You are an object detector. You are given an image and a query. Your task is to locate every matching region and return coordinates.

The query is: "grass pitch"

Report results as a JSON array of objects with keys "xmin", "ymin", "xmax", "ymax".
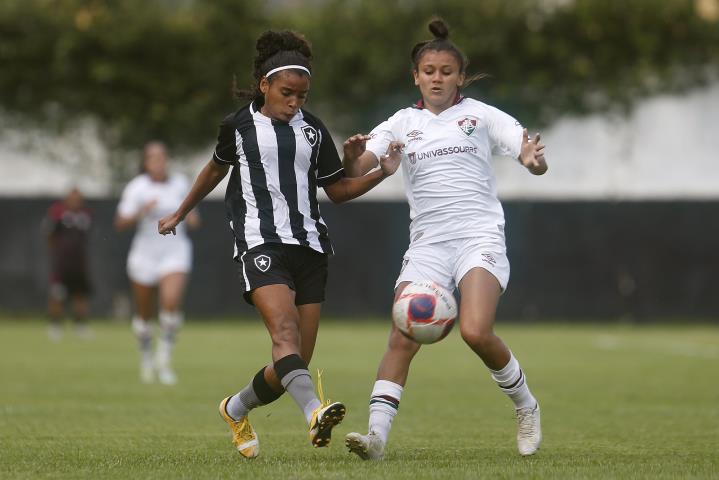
[{"xmin": 1, "ymin": 319, "xmax": 717, "ymax": 479}]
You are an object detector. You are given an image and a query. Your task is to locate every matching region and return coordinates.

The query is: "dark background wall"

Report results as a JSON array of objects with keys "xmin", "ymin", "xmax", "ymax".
[{"xmin": 2, "ymin": 198, "xmax": 717, "ymax": 321}]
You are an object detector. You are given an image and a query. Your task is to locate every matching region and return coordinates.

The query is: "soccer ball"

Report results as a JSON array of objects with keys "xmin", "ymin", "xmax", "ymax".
[{"xmin": 392, "ymin": 281, "xmax": 458, "ymax": 344}]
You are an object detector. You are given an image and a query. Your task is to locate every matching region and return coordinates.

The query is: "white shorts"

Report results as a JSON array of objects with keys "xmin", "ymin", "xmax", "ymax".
[
  {"xmin": 127, "ymin": 239, "xmax": 192, "ymax": 286},
  {"xmin": 396, "ymin": 236, "xmax": 510, "ymax": 293}
]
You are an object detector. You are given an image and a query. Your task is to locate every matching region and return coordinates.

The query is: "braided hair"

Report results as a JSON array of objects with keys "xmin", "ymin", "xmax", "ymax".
[{"xmin": 236, "ymin": 30, "xmax": 313, "ymax": 101}]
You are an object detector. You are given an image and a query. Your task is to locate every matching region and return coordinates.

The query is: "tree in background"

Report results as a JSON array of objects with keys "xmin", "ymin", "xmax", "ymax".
[{"xmin": 1, "ymin": 0, "xmax": 718, "ymax": 187}]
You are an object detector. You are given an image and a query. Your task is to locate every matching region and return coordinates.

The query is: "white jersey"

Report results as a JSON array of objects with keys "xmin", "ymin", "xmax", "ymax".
[
  {"xmin": 366, "ymin": 97, "xmax": 523, "ymax": 246},
  {"xmin": 117, "ymin": 173, "xmax": 192, "ymax": 255}
]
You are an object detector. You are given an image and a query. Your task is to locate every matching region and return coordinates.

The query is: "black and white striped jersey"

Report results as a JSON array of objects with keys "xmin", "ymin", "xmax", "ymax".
[{"xmin": 212, "ymin": 99, "xmax": 344, "ymax": 257}]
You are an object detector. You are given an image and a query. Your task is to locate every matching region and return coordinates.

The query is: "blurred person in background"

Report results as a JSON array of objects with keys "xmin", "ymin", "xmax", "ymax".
[
  {"xmin": 158, "ymin": 29, "xmax": 400, "ymax": 457},
  {"xmin": 115, "ymin": 141, "xmax": 200, "ymax": 385},
  {"xmin": 44, "ymin": 187, "xmax": 93, "ymax": 340},
  {"xmin": 343, "ymin": 18, "xmax": 548, "ymax": 460}
]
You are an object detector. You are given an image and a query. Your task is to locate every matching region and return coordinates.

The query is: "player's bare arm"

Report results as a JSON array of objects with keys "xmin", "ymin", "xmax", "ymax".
[
  {"xmin": 326, "ymin": 141, "xmax": 404, "ymax": 203},
  {"xmin": 158, "ymin": 160, "xmax": 229, "ymax": 235},
  {"xmin": 519, "ymin": 128, "xmax": 548, "ymax": 175},
  {"xmin": 342, "ymin": 134, "xmax": 379, "ymax": 177}
]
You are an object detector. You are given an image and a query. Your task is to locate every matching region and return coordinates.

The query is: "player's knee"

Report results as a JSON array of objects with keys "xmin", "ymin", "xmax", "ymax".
[
  {"xmin": 269, "ymin": 315, "xmax": 301, "ymax": 349},
  {"xmin": 459, "ymin": 323, "xmax": 494, "ymax": 351},
  {"xmin": 388, "ymin": 328, "xmax": 421, "ymax": 355}
]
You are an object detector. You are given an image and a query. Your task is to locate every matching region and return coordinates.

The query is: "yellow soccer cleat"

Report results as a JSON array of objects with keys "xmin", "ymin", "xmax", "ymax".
[
  {"xmin": 308, "ymin": 369, "xmax": 346, "ymax": 447},
  {"xmin": 219, "ymin": 397, "xmax": 259, "ymax": 458},
  {"xmin": 309, "ymin": 401, "xmax": 346, "ymax": 447}
]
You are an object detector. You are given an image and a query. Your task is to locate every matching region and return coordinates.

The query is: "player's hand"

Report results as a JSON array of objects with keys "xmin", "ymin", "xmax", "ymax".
[
  {"xmin": 379, "ymin": 141, "xmax": 405, "ymax": 177},
  {"xmin": 343, "ymin": 134, "xmax": 371, "ymax": 161},
  {"xmin": 158, "ymin": 212, "xmax": 182, "ymax": 236},
  {"xmin": 519, "ymin": 128, "xmax": 547, "ymax": 175},
  {"xmin": 140, "ymin": 199, "xmax": 158, "ymax": 217}
]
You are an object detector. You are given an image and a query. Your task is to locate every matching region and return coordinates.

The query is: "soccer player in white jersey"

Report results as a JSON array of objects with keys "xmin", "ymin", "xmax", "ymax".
[
  {"xmin": 158, "ymin": 30, "xmax": 401, "ymax": 458},
  {"xmin": 115, "ymin": 141, "xmax": 200, "ymax": 385},
  {"xmin": 343, "ymin": 18, "xmax": 548, "ymax": 460}
]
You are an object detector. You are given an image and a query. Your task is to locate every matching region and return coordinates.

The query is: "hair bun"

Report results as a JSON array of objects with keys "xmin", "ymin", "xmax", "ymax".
[
  {"xmin": 255, "ymin": 30, "xmax": 312, "ymax": 60},
  {"xmin": 428, "ymin": 18, "xmax": 449, "ymax": 40}
]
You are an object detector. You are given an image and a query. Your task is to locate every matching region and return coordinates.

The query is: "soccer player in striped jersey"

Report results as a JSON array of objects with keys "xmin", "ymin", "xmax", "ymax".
[
  {"xmin": 158, "ymin": 30, "xmax": 401, "ymax": 457},
  {"xmin": 343, "ymin": 18, "xmax": 547, "ymax": 459}
]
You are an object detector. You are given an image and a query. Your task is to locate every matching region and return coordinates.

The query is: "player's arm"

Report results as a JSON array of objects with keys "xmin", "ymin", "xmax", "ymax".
[
  {"xmin": 115, "ymin": 200, "xmax": 158, "ymax": 231},
  {"xmin": 325, "ymin": 141, "xmax": 404, "ymax": 203},
  {"xmin": 158, "ymin": 159, "xmax": 229, "ymax": 235},
  {"xmin": 342, "ymin": 134, "xmax": 380, "ymax": 177},
  {"xmin": 518, "ymin": 128, "xmax": 547, "ymax": 175}
]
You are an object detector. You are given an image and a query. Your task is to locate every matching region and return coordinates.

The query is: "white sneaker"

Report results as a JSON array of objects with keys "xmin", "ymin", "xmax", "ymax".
[
  {"xmin": 140, "ymin": 360, "xmax": 155, "ymax": 384},
  {"xmin": 48, "ymin": 324, "xmax": 63, "ymax": 342},
  {"xmin": 75, "ymin": 324, "xmax": 94, "ymax": 340},
  {"xmin": 157, "ymin": 367, "xmax": 178, "ymax": 386},
  {"xmin": 345, "ymin": 431, "xmax": 385, "ymax": 460},
  {"xmin": 516, "ymin": 403, "xmax": 542, "ymax": 456}
]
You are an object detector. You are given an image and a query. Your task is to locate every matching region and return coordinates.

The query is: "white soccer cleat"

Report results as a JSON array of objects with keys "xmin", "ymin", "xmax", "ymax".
[
  {"xmin": 157, "ymin": 367, "xmax": 178, "ymax": 386},
  {"xmin": 345, "ymin": 431, "xmax": 385, "ymax": 460},
  {"xmin": 48, "ymin": 324, "xmax": 63, "ymax": 342},
  {"xmin": 516, "ymin": 403, "xmax": 542, "ymax": 456},
  {"xmin": 75, "ymin": 324, "xmax": 94, "ymax": 340}
]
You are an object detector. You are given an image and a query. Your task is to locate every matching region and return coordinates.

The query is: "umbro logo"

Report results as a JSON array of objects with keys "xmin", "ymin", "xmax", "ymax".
[
  {"xmin": 301, "ymin": 125, "xmax": 318, "ymax": 147},
  {"xmin": 254, "ymin": 255, "xmax": 271, "ymax": 272},
  {"xmin": 481, "ymin": 253, "xmax": 497, "ymax": 266},
  {"xmin": 406, "ymin": 129, "xmax": 424, "ymax": 143}
]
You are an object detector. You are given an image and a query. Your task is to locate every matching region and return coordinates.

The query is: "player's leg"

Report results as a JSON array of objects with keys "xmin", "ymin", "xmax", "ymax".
[
  {"xmin": 223, "ymin": 302, "xmax": 320, "ymax": 439},
  {"xmin": 253, "ymin": 285, "xmax": 344, "ymax": 447},
  {"xmin": 346, "ymin": 281, "xmax": 420, "ymax": 460},
  {"xmin": 131, "ymin": 280, "xmax": 157, "ymax": 383},
  {"xmin": 70, "ymin": 293, "xmax": 92, "ymax": 339},
  {"xmin": 69, "ymin": 271, "xmax": 92, "ymax": 338},
  {"xmin": 458, "ymin": 265, "xmax": 541, "ymax": 456},
  {"xmin": 156, "ymin": 271, "xmax": 188, "ymax": 385},
  {"xmin": 47, "ymin": 275, "xmax": 66, "ymax": 341}
]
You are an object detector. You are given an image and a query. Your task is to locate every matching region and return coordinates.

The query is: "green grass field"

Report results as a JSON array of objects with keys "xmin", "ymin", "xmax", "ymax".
[{"xmin": 1, "ymin": 319, "xmax": 717, "ymax": 479}]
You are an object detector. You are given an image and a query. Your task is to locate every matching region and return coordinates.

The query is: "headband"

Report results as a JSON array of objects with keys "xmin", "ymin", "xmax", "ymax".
[{"xmin": 264, "ymin": 64, "xmax": 311, "ymax": 78}]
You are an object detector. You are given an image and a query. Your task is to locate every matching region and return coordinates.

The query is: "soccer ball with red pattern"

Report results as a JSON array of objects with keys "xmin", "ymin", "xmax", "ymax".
[{"xmin": 392, "ymin": 281, "xmax": 457, "ymax": 344}]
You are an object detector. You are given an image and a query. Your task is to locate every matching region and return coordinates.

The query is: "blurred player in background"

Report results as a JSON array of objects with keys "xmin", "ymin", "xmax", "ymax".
[
  {"xmin": 343, "ymin": 18, "xmax": 548, "ymax": 459},
  {"xmin": 44, "ymin": 187, "xmax": 93, "ymax": 340},
  {"xmin": 115, "ymin": 141, "xmax": 200, "ymax": 385},
  {"xmin": 158, "ymin": 30, "xmax": 400, "ymax": 457}
]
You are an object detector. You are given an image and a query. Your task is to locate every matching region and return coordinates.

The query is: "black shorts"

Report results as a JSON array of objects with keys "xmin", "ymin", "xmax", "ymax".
[
  {"xmin": 237, "ymin": 243, "xmax": 329, "ymax": 306},
  {"xmin": 50, "ymin": 269, "xmax": 92, "ymax": 299}
]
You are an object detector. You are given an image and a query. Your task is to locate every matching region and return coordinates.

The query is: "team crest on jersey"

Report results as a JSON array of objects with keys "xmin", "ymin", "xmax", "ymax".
[
  {"xmin": 457, "ymin": 117, "xmax": 478, "ymax": 136},
  {"xmin": 407, "ymin": 152, "xmax": 417, "ymax": 165},
  {"xmin": 301, "ymin": 125, "xmax": 318, "ymax": 147},
  {"xmin": 254, "ymin": 255, "xmax": 271, "ymax": 272}
]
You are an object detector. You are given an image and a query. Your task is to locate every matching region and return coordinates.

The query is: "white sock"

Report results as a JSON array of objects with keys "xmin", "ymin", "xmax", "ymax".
[
  {"xmin": 490, "ymin": 352, "xmax": 537, "ymax": 410},
  {"xmin": 131, "ymin": 316, "xmax": 153, "ymax": 365},
  {"xmin": 368, "ymin": 380, "xmax": 403, "ymax": 445},
  {"xmin": 157, "ymin": 311, "xmax": 183, "ymax": 369}
]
